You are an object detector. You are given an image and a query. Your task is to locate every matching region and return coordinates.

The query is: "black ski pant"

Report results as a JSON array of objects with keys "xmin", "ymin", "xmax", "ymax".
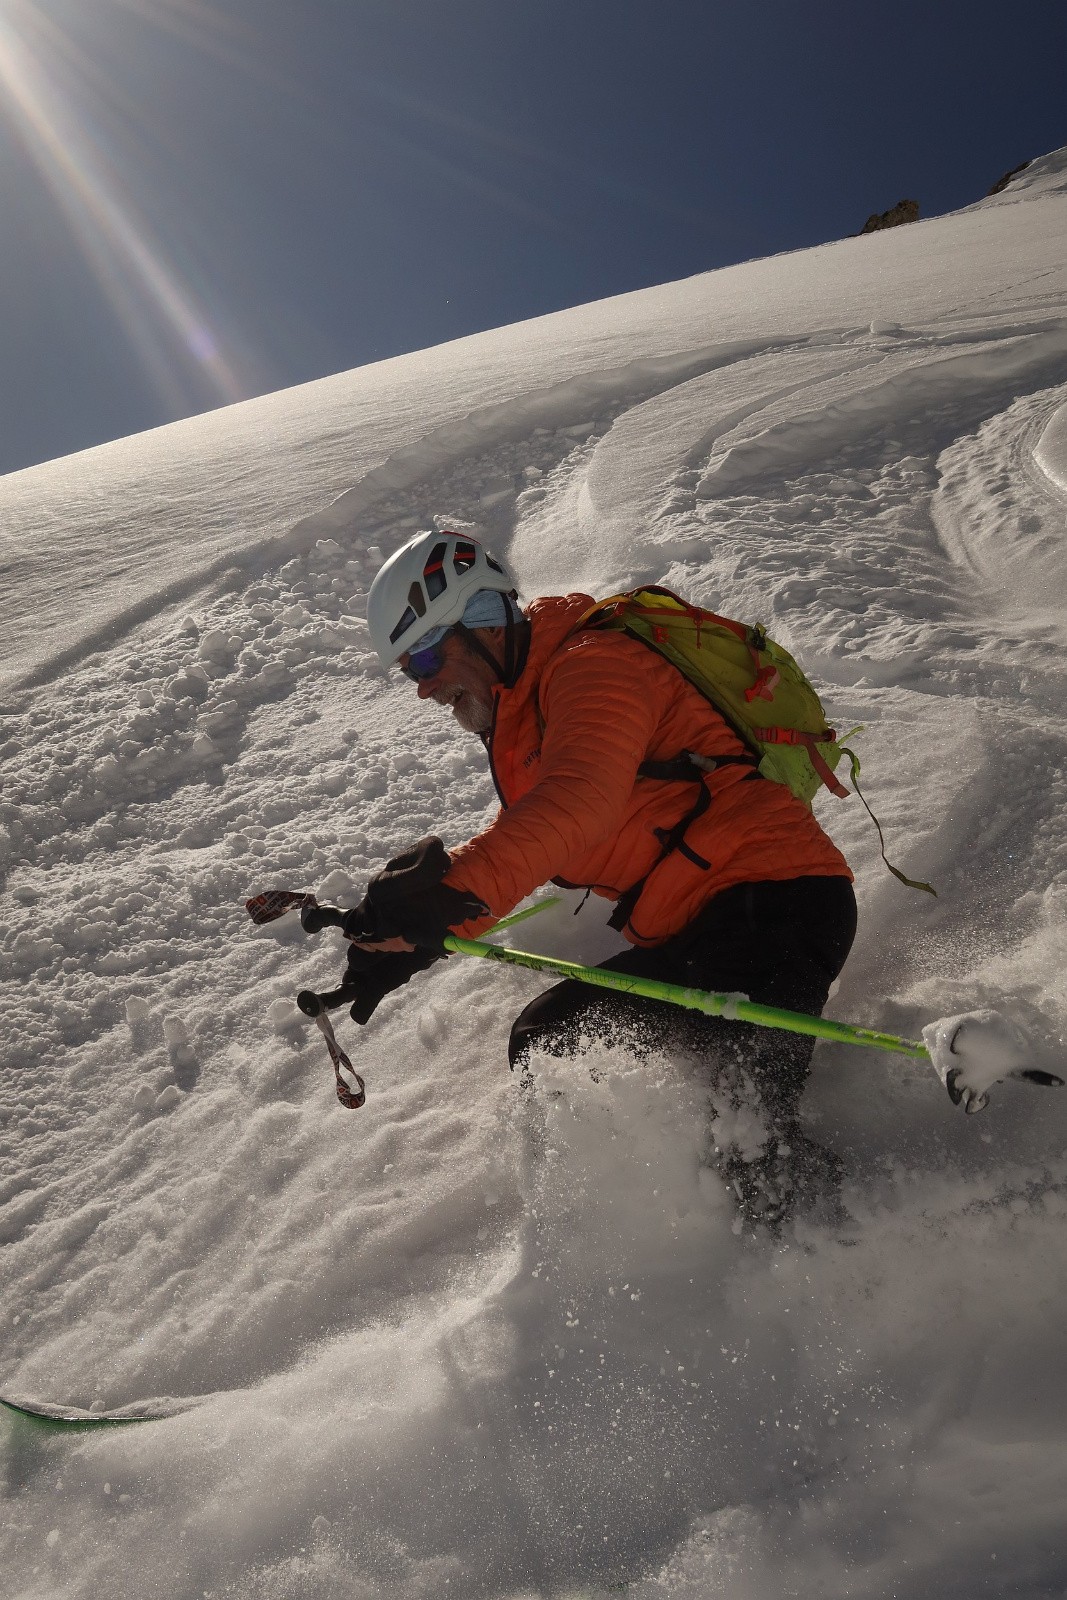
[{"xmin": 508, "ymin": 875, "xmax": 858, "ymax": 1127}]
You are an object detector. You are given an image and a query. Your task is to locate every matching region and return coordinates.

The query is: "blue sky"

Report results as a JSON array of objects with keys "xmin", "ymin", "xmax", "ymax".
[{"xmin": 0, "ymin": 0, "xmax": 1063, "ymax": 476}]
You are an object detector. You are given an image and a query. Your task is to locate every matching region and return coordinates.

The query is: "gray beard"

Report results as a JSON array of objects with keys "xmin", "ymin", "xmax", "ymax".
[{"xmin": 452, "ymin": 689, "xmax": 493, "ymax": 734}]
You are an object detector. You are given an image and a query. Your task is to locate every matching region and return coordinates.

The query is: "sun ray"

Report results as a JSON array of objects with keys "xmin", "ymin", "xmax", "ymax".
[{"xmin": 0, "ymin": 0, "xmax": 265, "ymax": 419}]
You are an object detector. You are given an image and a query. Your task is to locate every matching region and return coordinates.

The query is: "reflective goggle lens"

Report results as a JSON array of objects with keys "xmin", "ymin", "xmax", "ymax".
[{"xmin": 400, "ymin": 639, "xmax": 448, "ymax": 682}]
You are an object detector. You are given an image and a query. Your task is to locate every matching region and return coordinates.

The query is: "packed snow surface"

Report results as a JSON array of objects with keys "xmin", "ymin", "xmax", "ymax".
[{"xmin": 2, "ymin": 150, "xmax": 1066, "ymax": 1598}]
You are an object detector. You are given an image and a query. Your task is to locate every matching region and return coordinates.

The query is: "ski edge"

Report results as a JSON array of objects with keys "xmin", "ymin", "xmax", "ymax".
[{"xmin": 0, "ymin": 1395, "xmax": 181, "ymax": 1430}]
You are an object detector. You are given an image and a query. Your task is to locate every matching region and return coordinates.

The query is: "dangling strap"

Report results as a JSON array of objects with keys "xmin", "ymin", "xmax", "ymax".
[
  {"xmin": 839, "ymin": 745, "xmax": 937, "ymax": 897},
  {"xmin": 571, "ymin": 887, "xmax": 593, "ymax": 916},
  {"xmin": 313, "ymin": 1012, "xmax": 367, "ymax": 1109}
]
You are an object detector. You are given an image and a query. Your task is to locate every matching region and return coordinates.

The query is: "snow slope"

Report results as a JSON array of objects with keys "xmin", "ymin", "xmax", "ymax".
[{"xmin": 1, "ymin": 149, "xmax": 1066, "ymax": 1599}]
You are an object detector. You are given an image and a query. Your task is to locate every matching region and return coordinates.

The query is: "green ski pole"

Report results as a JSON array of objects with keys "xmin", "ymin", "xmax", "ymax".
[
  {"xmin": 482, "ymin": 897, "xmax": 562, "ymax": 936},
  {"xmin": 444, "ymin": 931, "xmax": 930, "ymax": 1061}
]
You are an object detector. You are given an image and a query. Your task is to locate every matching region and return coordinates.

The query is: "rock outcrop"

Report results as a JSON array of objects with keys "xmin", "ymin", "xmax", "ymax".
[
  {"xmin": 859, "ymin": 199, "xmax": 920, "ymax": 234},
  {"xmin": 987, "ymin": 160, "xmax": 1032, "ymax": 196}
]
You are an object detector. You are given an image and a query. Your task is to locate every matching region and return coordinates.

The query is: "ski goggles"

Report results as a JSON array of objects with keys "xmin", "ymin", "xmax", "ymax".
[{"xmin": 399, "ymin": 634, "xmax": 451, "ymax": 682}]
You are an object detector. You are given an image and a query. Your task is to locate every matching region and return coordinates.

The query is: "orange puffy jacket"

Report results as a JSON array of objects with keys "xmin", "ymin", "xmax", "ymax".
[{"xmin": 444, "ymin": 593, "xmax": 852, "ymax": 947}]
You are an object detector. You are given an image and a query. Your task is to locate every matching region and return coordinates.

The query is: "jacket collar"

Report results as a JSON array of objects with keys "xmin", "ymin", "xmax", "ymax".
[{"xmin": 502, "ymin": 593, "xmax": 596, "ymax": 696}]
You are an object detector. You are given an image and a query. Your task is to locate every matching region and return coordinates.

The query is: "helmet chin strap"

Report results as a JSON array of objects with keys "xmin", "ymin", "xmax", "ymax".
[
  {"xmin": 454, "ymin": 598, "xmax": 530, "ymax": 688},
  {"xmin": 504, "ymin": 606, "xmax": 532, "ymax": 686},
  {"xmin": 453, "ymin": 621, "xmax": 502, "ymax": 678}
]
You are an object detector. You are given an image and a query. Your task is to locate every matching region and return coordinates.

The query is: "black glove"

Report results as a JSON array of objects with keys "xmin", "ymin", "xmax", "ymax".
[
  {"xmin": 341, "ymin": 837, "xmax": 487, "ymax": 952},
  {"xmin": 343, "ymin": 942, "xmax": 440, "ymax": 1025},
  {"xmin": 299, "ymin": 903, "xmax": 345, "ymax": 935},
  {"xmin": 296, "ymin": 945, "xmax": 438, "ymax": 1026}
]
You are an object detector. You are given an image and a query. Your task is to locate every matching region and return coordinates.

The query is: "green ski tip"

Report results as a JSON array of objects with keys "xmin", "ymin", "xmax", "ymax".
[{"xmin": 0, "ymin": 1395, "xmax": 170, "ymax": 1431}]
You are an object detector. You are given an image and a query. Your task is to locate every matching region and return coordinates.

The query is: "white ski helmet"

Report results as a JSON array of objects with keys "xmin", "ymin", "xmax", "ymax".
[{"xmin": 367, "ymin": 531, "xmax": 518, "ymax": 668}]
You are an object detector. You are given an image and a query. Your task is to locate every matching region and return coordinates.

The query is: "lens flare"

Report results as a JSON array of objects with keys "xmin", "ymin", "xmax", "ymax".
[{"xmin": 0, "ymin": 0, "xmax": 264, "ymax": 416}]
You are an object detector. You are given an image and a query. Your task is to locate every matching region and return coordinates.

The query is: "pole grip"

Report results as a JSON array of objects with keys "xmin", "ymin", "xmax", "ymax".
[
  {"xmin": 300, "ymin": 903, "xmax": 346, "ymax": 934},
  {"xmin": 296, "ymin": 982, "xmax": 360, "ymax": 1016}
]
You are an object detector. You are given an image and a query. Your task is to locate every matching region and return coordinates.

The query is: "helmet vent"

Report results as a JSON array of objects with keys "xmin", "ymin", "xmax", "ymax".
[
  {"xmin": 388, "ymin": 605, "xmax": 419, "ymax": 645},
  {"xmin": 406, "ymin": 581, "xmax": 427, "ymax": 618},
  {"xmin": 453, "ymin": 540, "xmax": 477, "ymax": 574},
  {"xmin": 423, "ymin": 542, "xmax": 448, "ymax": 601}
]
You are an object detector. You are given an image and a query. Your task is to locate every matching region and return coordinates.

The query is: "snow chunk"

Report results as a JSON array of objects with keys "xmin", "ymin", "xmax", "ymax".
[
  {"xmin": 307, "ymin": 624, "xmax": 346, "ymax": 652},
  {"xmin": 317, "ymin": 868, "xmax": 355, "ymax": 902},
  {"xmin": 125, "ymin": 997, "xmax": 151, "ymax": 1025},
  {"xmin": 200, "ymin": 701, "xmax": 241, "ymax": 736},
  {"xmin": 164, "ymin": 664, "xmax": 209, "ymax": 700},
  {"xmin": 249, "ymin": 661, "xmax": 294, "ymax": 692},
  {"xmin": 268, "ymin": 998, "xmax": 302, "ymax": 1033},
  {"xmin": 198, "ymin": 629, "xmax": 231, "ymax": 659},
  {"xmin": 417, "ymin": 1006, "xmax": 443, "ymax": 1047},
  {"xmin": 188, "ymin": 732, "xmax": 221, "ymax": 764},
  {"xmin": 719, "ymin": 991, "xmax": 751, "ymax": 1021},
  {"xmin": 162, "ymin": 1016, "xmax": 188, "ymax": 1046}
]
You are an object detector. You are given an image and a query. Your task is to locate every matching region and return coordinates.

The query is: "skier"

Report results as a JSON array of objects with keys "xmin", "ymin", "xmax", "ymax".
[{"xmin": 344, "ymin": 530, "xmax": 857, "ymax": 1223}]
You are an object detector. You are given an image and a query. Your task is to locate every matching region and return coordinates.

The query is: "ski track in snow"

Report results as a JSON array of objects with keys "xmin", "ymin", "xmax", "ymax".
[{"xmin": 2, "ymin": 153, "xmax": 1067, "ymax": 1598}]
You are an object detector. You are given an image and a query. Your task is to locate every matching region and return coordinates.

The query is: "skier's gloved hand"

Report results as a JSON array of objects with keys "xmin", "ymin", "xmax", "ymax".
[
  {"xmin": 344, "ymin": 941, "xmax": 439, "ymax": 1025},
  {"xmin": 921, "ymin": 1009, "xmax": 1065, "ymax": 1114},
  {"xmin": 342, "ymin": 836, "xmax": 487, "ymax": 952},
  {"xmin": 300, "ymin": 902, "xmax": 345, "ymax": 935}
]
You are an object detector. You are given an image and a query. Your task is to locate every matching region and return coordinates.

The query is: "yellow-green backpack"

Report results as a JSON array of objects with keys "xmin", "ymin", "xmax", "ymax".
[{"xmin": 579, "ymin": 585, "xmax": 933, "ymax": 893}]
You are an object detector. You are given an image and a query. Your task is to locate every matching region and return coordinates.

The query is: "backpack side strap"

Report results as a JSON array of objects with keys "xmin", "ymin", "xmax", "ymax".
[{"xmin": 749, "ymin": 725, "xmax": 849, "ymax": 799}]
